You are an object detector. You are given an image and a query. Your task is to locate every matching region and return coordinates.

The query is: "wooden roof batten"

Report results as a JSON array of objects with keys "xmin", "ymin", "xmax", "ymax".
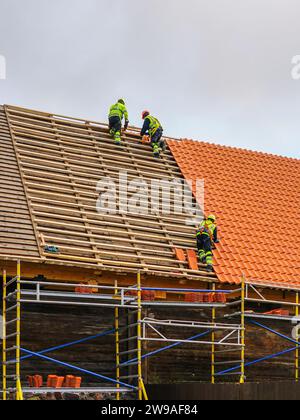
[{"xmin": 1, "ymin": 104, "xmax": 214, "ymax": 284}]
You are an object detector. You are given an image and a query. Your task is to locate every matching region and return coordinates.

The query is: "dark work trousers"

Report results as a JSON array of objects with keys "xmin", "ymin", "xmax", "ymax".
[
  {"xmin": 151, "ymin": 127, "xmax": 163, "ymax": 145},
  {"xmin": 197, "ymin": 235, "xmax": 213, "ymax": 266},
  {"xmin": 109, "ymin": 116, "xmax": 122, "ymax": 134}
]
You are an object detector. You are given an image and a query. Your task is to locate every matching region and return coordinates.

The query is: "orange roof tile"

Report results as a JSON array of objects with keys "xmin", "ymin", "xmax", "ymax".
[{"xmin": 168, "ymin": 139, "xmax": 300, "ymax": 288}]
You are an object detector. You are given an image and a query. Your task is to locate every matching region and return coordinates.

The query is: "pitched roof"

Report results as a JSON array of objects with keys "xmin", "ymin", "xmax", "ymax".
[
  {"xmin": 0, "ymin": 105, "xmax": 215, "ymax": 283},
  {"xmin": 168, "ymin": 139, "xmax": 300, "ymax": 288},
  {"xmin": 2, "ymin": 104, "xmax": 300, "ymax": 290}
]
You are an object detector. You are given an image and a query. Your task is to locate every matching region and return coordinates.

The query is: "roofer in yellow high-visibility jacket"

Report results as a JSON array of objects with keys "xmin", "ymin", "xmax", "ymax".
[
  {"xmin": 141, "ymin": 111, "xmax": 165, "ymax": 158},
  {"xmin": 197, "ymin": 215, "xmax": 219, "ymax": 272},
  {"xmin": 108, "ymin": 99, "xmax": 129, "ymax": 145}
]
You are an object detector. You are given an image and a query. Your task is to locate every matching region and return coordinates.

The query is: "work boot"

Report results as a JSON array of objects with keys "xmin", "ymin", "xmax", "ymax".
[
  {"xmin": 114, "ymin": 132, "xmax": 121, "ymax": 145},
  {"xmin": 110, "ymin": 128, "xmax": 115, "ymax": 137},
  {"xmin": 153, "ymin": 144, "xmax": 161, "ymax": 158},
  {"xmin": 206, "ymin": 265, "xmax": 213, "ymax": 273}
]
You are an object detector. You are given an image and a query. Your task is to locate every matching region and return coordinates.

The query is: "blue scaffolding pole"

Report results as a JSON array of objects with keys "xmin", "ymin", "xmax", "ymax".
[
  {"xmin": 20, "ymin": 348, "xmax": 136, "ymax": 390},
  {"xmin": 3, "ymin": 328, "xmax": 116, "ymax": 367},
  {"xmin": 216, "ymin": 345, "xmax": 300, "ymax": 377},
  {"xmin": 249, "ymin": 320, "xmax": 299, "ymax": 345},
  {"xmin": 216, "ymin": 320, "xmax": 300, "ymax": 377},
  {"xmin": 19, "ymin": 329, "xmax": 115, "ymax": 363},
  {"xmin": 141, "ymin": 287, "xmax": 234, "ymax": 294}
]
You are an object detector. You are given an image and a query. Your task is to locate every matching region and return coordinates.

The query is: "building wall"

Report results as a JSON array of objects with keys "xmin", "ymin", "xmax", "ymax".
[{"xmin": 0, "ymin": 305, "xmax": 295, "ymax": 390}]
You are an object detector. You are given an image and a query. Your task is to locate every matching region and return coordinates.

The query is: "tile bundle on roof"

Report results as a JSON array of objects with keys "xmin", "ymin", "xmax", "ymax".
[{"xmin": 168, "ymin": 139, "xmax": 300, "ymax": 288}]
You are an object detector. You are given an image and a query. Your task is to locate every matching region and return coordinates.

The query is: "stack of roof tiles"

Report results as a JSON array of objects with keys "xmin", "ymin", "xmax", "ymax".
[{"xmin": 168, "ymin": 139, "xmax": 300, "ymax": 288}]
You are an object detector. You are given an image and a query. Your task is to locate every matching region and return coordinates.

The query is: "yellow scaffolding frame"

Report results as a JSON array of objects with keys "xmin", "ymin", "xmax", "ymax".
[
  {"xmin": 16, "ymin": 261, "xmax": 23, "ymax": 400},
  {"xmin": 214, "ymin": 279, "xmax": 300, "ymax": 384},
  {"xmin": 240, "ymin": 275, "xmax": 246, "ymax": 384},
  {"xmin": 137, "ymin": 272, "xmax": 148, "ymax": 401},
  {"xmin": 295, "ymin": 292, "xmax": 299, "ymax": 382},
  {"xmin": 211, "ymin": 283, "xmax": 216, "ymax": 384},
  {"xmin": 2, "ymin": 270, "xmax": 7, "ymax": 401},
  {"xmin": 114, "ymin": 281, "xmax": 121, "ymax": 400},
  {"xmin": 2, "ymin": 261, "xmax": 23, "ymax": 401},
  {"xmin": 114, "ymin": 272, "xmax": 148, "ymax": 401}
]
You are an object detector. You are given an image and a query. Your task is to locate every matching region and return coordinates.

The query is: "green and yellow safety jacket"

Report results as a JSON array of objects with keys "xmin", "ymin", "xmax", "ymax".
[
  {"xmin": 197, "ymin": 220, "xmax": 218, "ymax": 243},
  {"xmin": 109, "ymin": 102, "xmax": 129, "ymax": 122},
  {"xmin": 141, "ymin": 115, "xmax": 162, "ymax": 137}
]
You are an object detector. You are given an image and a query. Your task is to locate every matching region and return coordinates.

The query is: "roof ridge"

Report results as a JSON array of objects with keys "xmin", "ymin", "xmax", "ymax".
[{"xmin": 4, "ymin": 104, "xmax": 298, "ymax": 161}]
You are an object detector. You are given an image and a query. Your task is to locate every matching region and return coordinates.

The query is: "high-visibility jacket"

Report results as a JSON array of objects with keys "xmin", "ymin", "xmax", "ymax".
[
  {"xmin": 197, "ymin": 220, "xmax": 217, "ymax": 242},
  {"xmin": 145, "ymin": 115, "xmax": 162, "ymax": 136},
  {"xmin": 109, "ymin": 103, "xmax": 129, "ymax": 122}
]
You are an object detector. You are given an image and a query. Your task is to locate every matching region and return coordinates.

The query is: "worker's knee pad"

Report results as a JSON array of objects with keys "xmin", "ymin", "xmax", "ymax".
[{"xmin": 206, "ymin": 251, "xmax": 213, "ymax": 263}]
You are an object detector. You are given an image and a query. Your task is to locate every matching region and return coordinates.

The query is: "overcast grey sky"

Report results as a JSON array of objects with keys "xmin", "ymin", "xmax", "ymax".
[{"xmin": 0, "ymin": 0, "xmax": 299, "ymax": 158}]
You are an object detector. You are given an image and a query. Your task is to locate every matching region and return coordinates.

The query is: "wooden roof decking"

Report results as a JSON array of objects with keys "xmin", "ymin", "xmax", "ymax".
[
  {"xmin": 1, "ymin": 105, "xmax": 215, "ymax": 282},
  {"xmin": 0, "ymin": 106, "xmax": 40, "ymax": 259}
]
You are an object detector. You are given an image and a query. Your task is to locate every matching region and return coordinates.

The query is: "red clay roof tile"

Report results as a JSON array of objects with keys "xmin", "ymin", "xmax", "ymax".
[{"xmin": 168, "ymin": 138, "xmax": 300, "ymax": 289}]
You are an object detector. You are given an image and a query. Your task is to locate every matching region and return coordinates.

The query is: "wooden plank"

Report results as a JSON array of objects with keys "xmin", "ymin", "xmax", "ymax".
[
  {"xmin": 1, "ymin": 106, "xmax": 40, "ymax": 258},
  {"xmin": 16, "ymin": 145, "xmax": 180, "ymax": 180},
  {"xmin": 30, "ymin": 196, "xmax": 193, "ymax": 226},
  {"xmin": 29, "ymin": 198, "xmax": 195, "ymax": 231},
  {"xmin": 26, "ymin": 187, "xmax": 192, "ymax": 219},
  {"xmin": 52, "ymin": 118, "xmax": 104, "ymax": 267},
  {"xmin": 34, "ymin": 217, "xmax": 195, "ymax": 245},
  {"xmin": 32, "ymin": 210, "xmax": 194, "ymax": 238},
  {"xmin": 43, "ymin": 234, "xmax": 173, "ymax": 257},
  {"xmin": 39, "ymin": 226, "xmax": 196, "ymax": 251},
  {"xmin": 13, "ymin": 128, "xmax": 181, "ymax": 173}
]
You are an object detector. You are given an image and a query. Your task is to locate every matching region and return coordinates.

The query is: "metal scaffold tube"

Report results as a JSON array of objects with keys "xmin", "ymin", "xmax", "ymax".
[
  {"xmin": 16, "ymin": 261, "xmax": 23, "ymax": 400},
  {"xmin": 115, "ymin": 281, "xmax": 121, "ymax": 401},
  {"xmin": 2, "ymin": 270, "xmax": 7, "ymax": 401},
  {"xmin": 240, "ymin": 275, "xmax": 246, "ymax": 384},
  {"xmin": 211, "ymin": 283, "xmax": 216, "ymax": 384},
  {"xmin": 137, "ymin": 272, "xmax": 148, "ymax": 400},
  {"xmin": 295, "ymin": 292, "xmax": 299, "ymax": 382}
]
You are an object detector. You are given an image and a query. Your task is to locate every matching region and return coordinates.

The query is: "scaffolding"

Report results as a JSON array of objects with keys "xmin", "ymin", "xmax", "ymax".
[
  {"xmin": 2, "ymin": 261, "xmax": 300, "ymax": 400},
  {"xmin": 2, "ymin": 263, "xmax": 23, "ymax": 400}
]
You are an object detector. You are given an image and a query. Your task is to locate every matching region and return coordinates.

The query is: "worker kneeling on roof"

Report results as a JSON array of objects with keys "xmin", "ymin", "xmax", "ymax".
[
  {"xmin": 197, "ymin": 215, "xmax": 219, "ymax": 273},
  {"xmin": 140, "ymin": 111, "xmax": 165, "ymax": 158},
  {"xmin": 108, "ymin": 99, "xmax": 129, "ymax": 145}
]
